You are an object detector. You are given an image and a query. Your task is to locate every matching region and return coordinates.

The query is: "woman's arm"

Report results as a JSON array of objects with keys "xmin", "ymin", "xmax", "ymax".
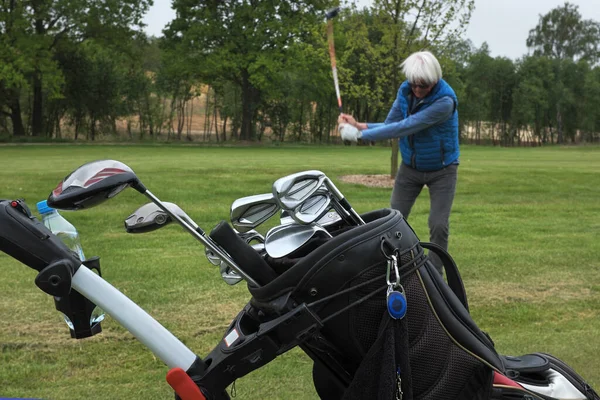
[{"xmin": 361, "ymin": 97, "xmax": 454, "ymax": 141}]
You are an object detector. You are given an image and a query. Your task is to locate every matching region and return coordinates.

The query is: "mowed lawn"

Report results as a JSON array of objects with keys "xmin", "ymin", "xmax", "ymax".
[{"xmin": 0, "ymin": 144, "xmax": 599, "ymax": 399}]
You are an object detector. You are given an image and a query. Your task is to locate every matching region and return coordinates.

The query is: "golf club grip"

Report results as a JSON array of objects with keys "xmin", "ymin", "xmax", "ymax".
[{"xmin": 209, "ymin": 221, "xmax": 277, "ymax": 286}]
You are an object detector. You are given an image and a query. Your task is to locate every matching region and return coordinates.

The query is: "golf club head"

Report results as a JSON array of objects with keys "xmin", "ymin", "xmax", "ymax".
[
  {"xmin": 124, "ymin": 202, "xmax": 199, "ymax": 234},
  {"xmin": 264, "ymin": 223, "xmax": 331, "ymax": 259},
  {"xmin": 230, "ymin": 193, "xmax": 279, "ymax": 233},
  {"xmin": 204, "ymin": 230, "xmax": 264, "ymax": 266},
  {"xmin": 237, "ymin": 230, "xmax": 265, "ymax": 244},
  {"xmin": 280, "ymin": 209, "xmax": 293, "ymax": 225},
  {"xmin": 325, "ymin": 6, "xmax": 340, "ymax": 19},
  {"xmin": 219, "ymin": 264, "xmax": 244, "ymax": 285},
  {"xmin": 290, "ymin": 190, "xmax": 332, "ymax": 225},
  {"xmin": 272, "ymin": 170, "xmax": 327, "ymax": 211},
  {"xmin": 48, "ymin": 160, "xmax": 144, "ymax": 210},
  {"xmin": 217, "ymin": 242, "xmax": 265, "ymax": 285},
  {"xmin": 280, "ymin": 209, "xmax": 343, "ymax": 227}
]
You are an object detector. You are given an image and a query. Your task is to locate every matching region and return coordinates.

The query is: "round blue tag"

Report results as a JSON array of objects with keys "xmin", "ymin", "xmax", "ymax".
[{"xmin": 387, "ymin": 291, "xmax": 407, "ymax": 319}]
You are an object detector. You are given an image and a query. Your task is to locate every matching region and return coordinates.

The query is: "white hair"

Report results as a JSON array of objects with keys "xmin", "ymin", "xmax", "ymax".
[{"xmin": 400, "ymin": 51, "xmax": 443, "ymax": 86}]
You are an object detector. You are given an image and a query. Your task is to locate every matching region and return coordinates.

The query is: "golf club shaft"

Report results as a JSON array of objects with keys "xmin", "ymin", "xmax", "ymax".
[
  {"xmin": 329, "ymin": 197, "xmax": 355, "ymax": 226},
  {"xmin": 143, "ymin": 190, "xmax": 260, "ymax": 287},
  {"xmin": 325, "ymin": 178, "xmax": 365, "ymax": 225},
  {"xmin": 327, "ymin": 20, "xmax": 343, "ymax": 113}
]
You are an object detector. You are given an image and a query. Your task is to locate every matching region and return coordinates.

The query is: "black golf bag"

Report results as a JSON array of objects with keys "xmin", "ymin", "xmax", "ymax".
[{"xmin": 200, "ymin": 208, "xmax": 599, "ymax": 400}]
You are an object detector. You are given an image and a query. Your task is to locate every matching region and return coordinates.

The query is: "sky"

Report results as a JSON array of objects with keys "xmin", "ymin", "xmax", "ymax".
[{"xmin": 143, "ymin": 0, "xmax": 600, "ymax": 60}]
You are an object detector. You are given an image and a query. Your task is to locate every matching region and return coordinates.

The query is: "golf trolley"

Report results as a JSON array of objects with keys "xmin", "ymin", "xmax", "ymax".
[{"xmin": 0, "ymin": 160, "xmax": 598, "ymax": 400}]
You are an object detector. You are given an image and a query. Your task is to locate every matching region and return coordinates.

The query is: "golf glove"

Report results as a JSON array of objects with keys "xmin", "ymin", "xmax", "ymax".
[{"xmin": 338, "ymin": 123, "xmax": 362, "ymax": 142}]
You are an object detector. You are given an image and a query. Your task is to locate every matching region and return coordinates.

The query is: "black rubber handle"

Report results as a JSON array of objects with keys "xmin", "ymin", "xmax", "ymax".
[{"xmin": 209, "ymin": 221, "xmax": 278, "ymax": 286}]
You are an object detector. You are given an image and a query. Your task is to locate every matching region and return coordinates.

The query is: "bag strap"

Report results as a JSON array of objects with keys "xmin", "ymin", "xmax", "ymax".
[{"xmin": 419, "ymin": 242, "xmax": 469, "ymax": 312}]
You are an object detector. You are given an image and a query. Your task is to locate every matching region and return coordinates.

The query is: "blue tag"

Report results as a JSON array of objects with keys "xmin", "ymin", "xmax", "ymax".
[{"xmin": 387, "ymin": 290, "xmax": 407, "ymax": 319}]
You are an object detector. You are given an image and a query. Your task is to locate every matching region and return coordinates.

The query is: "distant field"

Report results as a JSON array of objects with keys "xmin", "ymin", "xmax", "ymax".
[{"xmin": 0, "ymin": 144, "xmax": 599, "ymax": 399}]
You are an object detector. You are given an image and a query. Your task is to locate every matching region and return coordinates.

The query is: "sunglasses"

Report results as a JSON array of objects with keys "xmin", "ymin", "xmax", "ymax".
[{"xmin": 410, "ymin": 82, "xmax": 431, "ymax": 89}]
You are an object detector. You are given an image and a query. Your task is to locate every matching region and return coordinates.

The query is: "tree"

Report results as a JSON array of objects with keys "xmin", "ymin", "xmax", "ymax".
[
  {"xmin": 486, "ymin": 57, "xmax": 516, "ymax": 144},
  {"xmin": 581, "ymin": 66, "xmax": 600, "ymax": 142},
  {"xmin": 461, "ymin": 43, "xmax": 493, "ymax": 143},
  {"xmin": 165, "ymin": 0, "xmax": 333, "ymax": 141},
  {"xmin": 527, "ymin": 2, "xmax": 600, "ymax": 64},
  {"xmin": 526, "ymin": 2, "xmax": 600, "ymax": 143},
  {"xmin": 0, "ymin": 0, "xmax": 55, "ymax": 137},
  {"xmin": 511, "ymin": 56, "xmax": 555, "ymax": 144},
  {"xmin": 0, "ymin": 0, "xmax": 151, "ymax": 137}
]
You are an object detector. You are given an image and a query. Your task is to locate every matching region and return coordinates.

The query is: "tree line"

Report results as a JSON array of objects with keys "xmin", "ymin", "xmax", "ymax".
[{"xmin": 1, "ymin": 1, "xmax": 599, "ymax": 146}]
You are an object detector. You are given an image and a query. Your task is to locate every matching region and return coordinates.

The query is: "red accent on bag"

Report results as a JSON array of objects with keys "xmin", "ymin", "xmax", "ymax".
[
  {"xmin": 493, "ymin": 371, "xmax": 524, "ymax": 389},
  {"xmin": 166, "ymin": 368, "xmax": 206, "ymax": 400}
]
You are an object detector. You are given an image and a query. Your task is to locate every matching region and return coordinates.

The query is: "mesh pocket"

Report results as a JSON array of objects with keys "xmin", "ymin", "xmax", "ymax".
[
  {"xmin": 405, "ymin": 270, "xmax": 488, "ymax": 400},
  {"xmin": 348, "ymin": 265, "xmax": 387, "ymax": 356},
  {"xmin": 347, "ymin": 265, "xmax": 489, "ymax": 400}
]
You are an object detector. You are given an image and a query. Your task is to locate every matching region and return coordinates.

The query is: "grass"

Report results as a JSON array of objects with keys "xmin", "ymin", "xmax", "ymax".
[{"xmin": 0, "ymin": 143, "xmax": 599, "ymax": 399}]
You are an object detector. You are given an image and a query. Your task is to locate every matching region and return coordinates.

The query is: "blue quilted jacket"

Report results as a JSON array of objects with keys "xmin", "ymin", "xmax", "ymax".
[{"xmin": 388, "ymin": 79, "xmax": 459, "ymax": 171}]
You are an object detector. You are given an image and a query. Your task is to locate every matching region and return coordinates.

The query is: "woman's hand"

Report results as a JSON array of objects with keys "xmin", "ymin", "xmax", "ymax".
[{"xmin": 338, "ymin": 113, "xmax": 357, "ymax": 127}]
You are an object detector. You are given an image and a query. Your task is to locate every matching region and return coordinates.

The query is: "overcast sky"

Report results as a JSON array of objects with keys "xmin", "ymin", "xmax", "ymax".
[{"xmin": 143, "ymin": 0, "xmax": 600, "ymax": 60}]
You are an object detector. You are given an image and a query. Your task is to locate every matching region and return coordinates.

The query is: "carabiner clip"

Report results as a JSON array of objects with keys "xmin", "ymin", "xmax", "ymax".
[{"xmin": 386, "ymin": 254, "xmax": 401, "ymax": 289}]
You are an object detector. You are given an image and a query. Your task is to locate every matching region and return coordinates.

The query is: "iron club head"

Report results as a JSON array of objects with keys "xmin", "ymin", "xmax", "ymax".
[{"xmin": 230, "ymin": 193, "xmax": 279, "ymax": 233}]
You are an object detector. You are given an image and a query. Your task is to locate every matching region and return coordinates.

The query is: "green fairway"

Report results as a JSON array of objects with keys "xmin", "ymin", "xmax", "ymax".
[{"xmin": 0, "ymin": 144, "xmax": 599, "ymax": 399}]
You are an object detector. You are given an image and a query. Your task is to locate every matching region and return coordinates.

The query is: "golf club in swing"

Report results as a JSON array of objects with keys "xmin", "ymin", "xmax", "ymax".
[{"xmin": 326, "ymin": 6, "xmax": 343, "ymax": 113}]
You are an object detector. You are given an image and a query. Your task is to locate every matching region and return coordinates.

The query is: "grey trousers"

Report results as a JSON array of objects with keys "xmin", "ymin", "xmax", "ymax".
[{"xmin": 390, "ymin": 163, "xmax": 458, "ymax": 275}]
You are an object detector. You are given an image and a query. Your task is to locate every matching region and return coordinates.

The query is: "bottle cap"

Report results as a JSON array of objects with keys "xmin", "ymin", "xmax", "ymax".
[{"xmin": 36, "ymin": 200, "xmax": 55, "ymax": 215}]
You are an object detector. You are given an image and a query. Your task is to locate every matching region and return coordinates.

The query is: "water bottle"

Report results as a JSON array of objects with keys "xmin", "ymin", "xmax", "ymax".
[
  {"xmin": 37, "ymin": 200, "xmax": 85, "ymax": 260},
  {"xmin": 36, "ymin": 200, "xmax": 105, "ymax": 338}
]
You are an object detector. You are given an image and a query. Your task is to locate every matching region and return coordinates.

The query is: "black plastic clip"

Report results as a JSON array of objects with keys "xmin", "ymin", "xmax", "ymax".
[
  {"xmin": 380, "ymin": 236, "xmax": 399, "ymax": 260},
  {"xmin": 35, "ymin": 260, "xmax": 73, "ymax": 297}
]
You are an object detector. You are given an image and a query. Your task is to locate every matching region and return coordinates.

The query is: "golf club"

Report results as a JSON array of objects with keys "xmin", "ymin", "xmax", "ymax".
[
  {"xmin": 289, "ymin": 189, "xmax": 333, "ymax": 225},
  {"xmin": 326, "ymin": 6, "xmax": 342, "ymax": 113},
  {"xmin": 272, "ymin": 170, "xmax": 365, "ymax": 226},
  {"xmin": 280, "ymin": 208, "xmax": 342, "ymax": 227},
  {"xmin": 124, "ymin": 201, "xmax": 198, "ymax": 233},
  {"xmin": 264, "ymin": 223, "xmax": 332, "ymax": 259},
  {"xmin": 123, "ymin": 201, "xmax": 264, "ymax": 279},
  {"xmin": 230, "ymin": 193, "xmax": 279, "ymax": 233},
  {"xmin": 48, "ymin": 160, "xmax": 262, "ymax": 287}
]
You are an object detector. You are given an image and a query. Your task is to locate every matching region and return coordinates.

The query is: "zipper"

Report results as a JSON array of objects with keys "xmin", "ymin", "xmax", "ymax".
[
  {"xmin": 440, "ymin": 139, "xmax": 445, "ymax": 166},
  {"xmin": 407, "ymin": 96, "xmax": 424, "ymax": 170}
]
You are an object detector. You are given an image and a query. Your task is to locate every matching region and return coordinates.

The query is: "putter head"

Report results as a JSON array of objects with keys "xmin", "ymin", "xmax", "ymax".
[
  {"xmin": 272, "ymin": 170, "xmax": 327, "ymax": 211},
  {"xmin": 230, "ymin": 193, "xmax": 279, "ymax": 233},
  {"xmin": 325, "ymin": 6, "xmax": 340, "ymax": 19},
  {"xmin": 48, "ymin": 160, "xmax": 144, "ymax": 210},
  {"xmin": 264, "ymin": 223, "xmax": 331, "ymax": 259}
]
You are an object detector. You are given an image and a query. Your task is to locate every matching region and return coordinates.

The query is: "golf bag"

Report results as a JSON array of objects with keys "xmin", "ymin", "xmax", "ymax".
[{"xmin": 200, "ymin": 208, "xmax": 599, "ymax": 400}]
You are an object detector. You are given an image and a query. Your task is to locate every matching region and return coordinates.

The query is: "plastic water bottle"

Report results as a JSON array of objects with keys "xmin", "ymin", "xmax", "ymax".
[
  {"xmin": 36, "ymin": 200, "xmax": 105, "ymax": 337},
  {"xmin": 37, "ymin": 200, "xmax": 85, "ymax": 260}
]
